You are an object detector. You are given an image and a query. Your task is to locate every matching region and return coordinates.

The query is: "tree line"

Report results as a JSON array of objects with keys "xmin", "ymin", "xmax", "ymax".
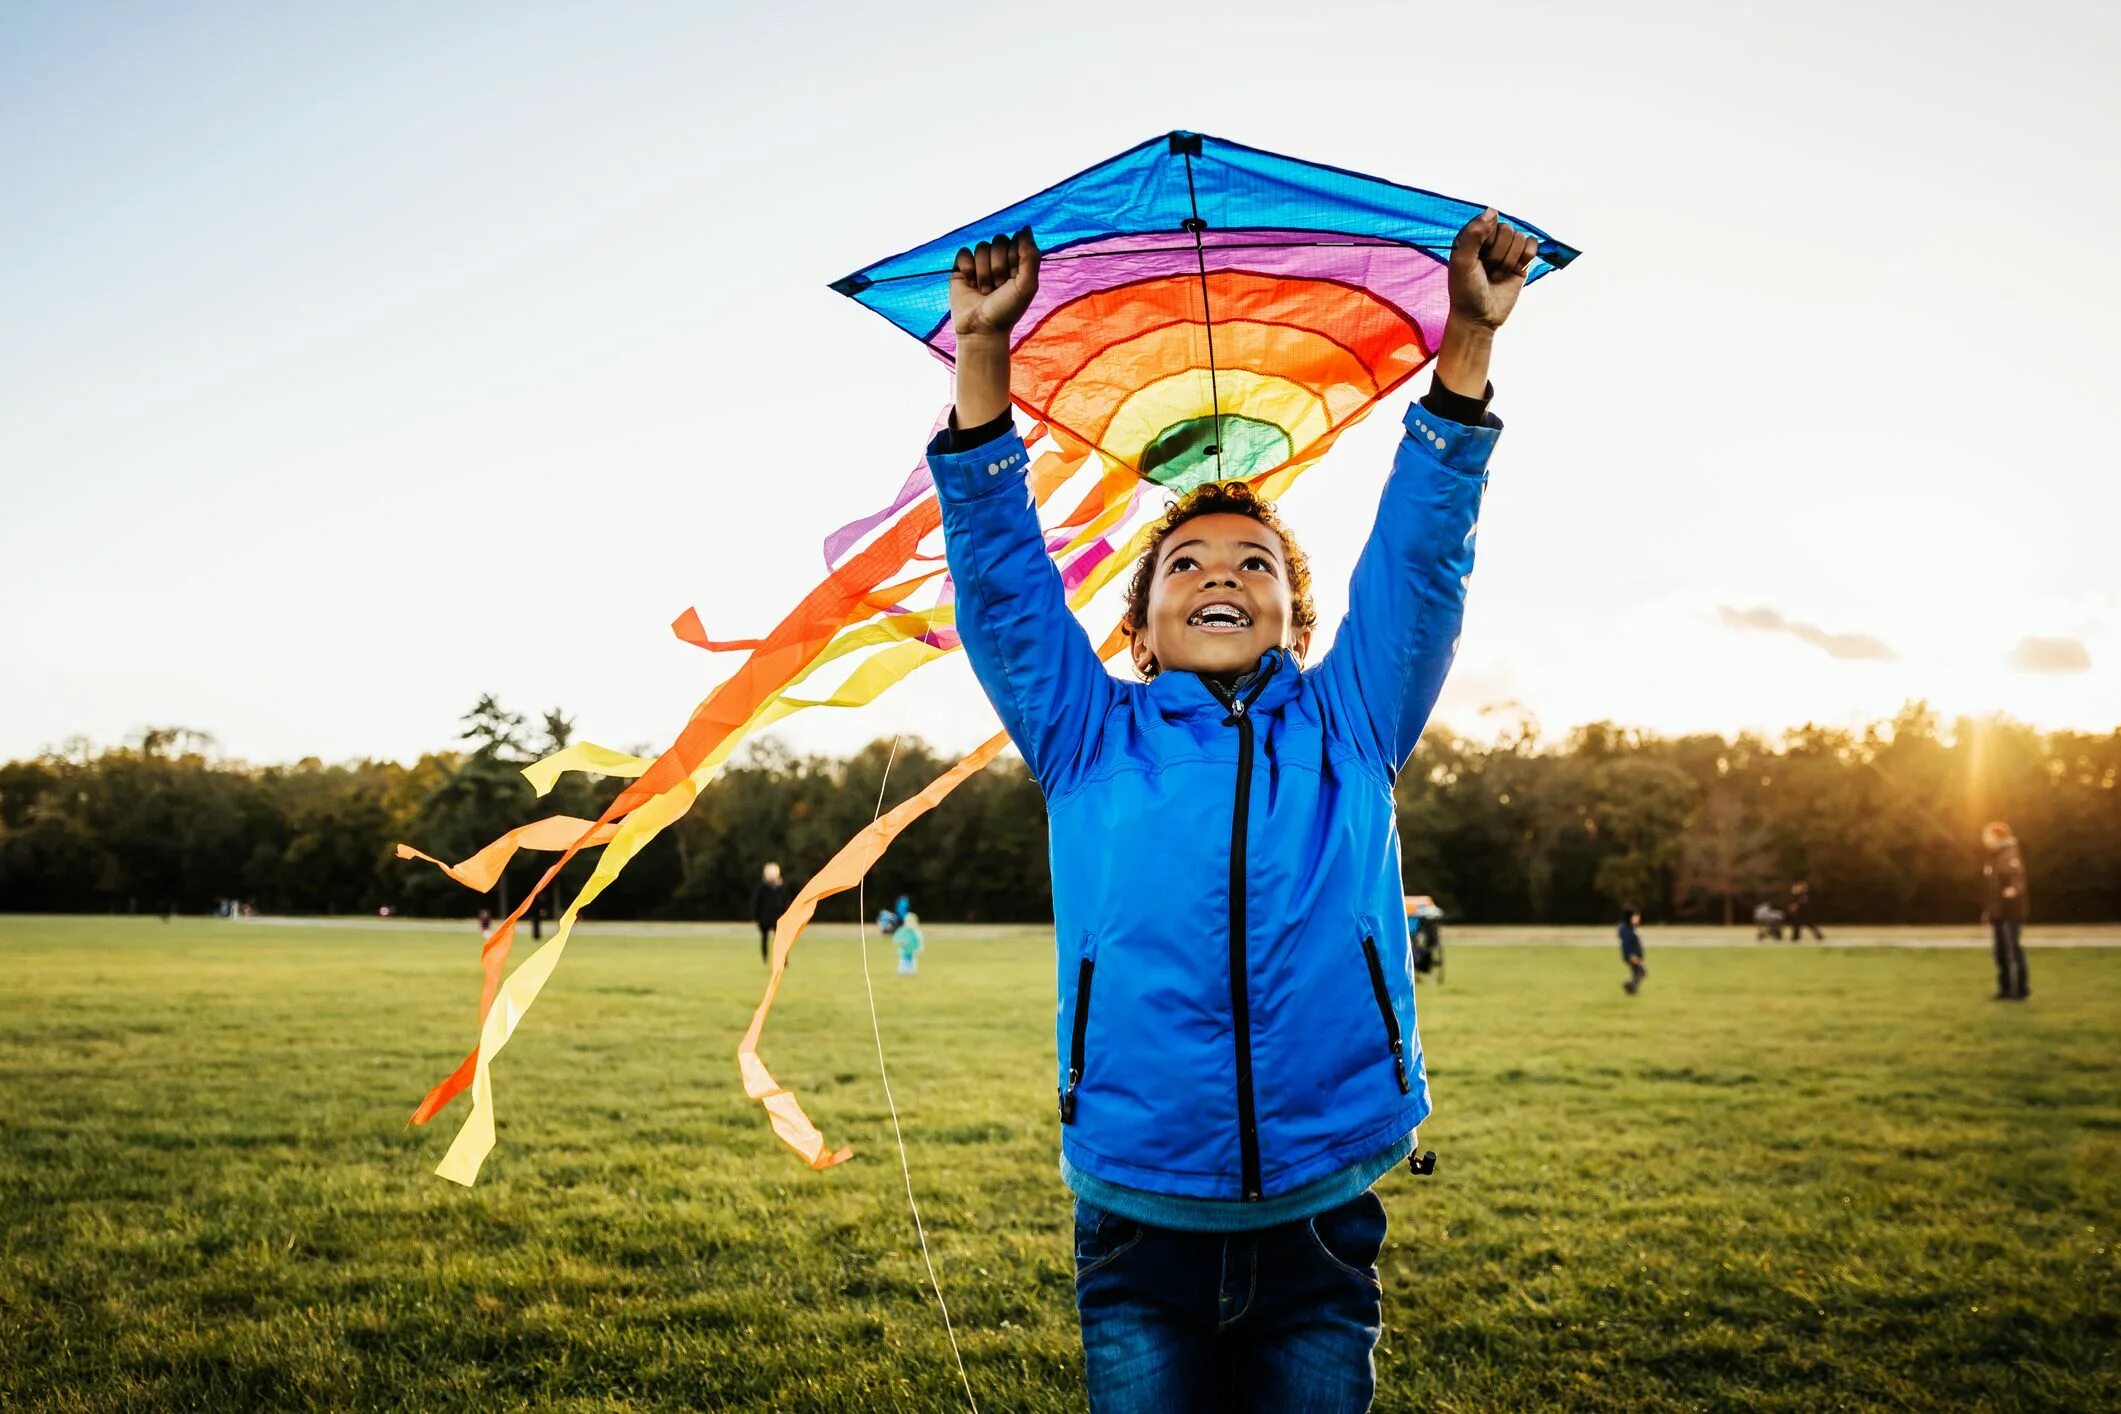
[{"xmin": 2, "ymin": 698, "xmax": 2115, "ymax": 924}]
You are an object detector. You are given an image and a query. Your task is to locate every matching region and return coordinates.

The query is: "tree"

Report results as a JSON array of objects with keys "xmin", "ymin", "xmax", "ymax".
[
  {"xmin": 1677, "ymin": 786, "xmax": 1776, "ymax": 924},
  {"xmin": 3, "ymin": 703, "xmax": 2115, "ymax": 925},
  {"xmin": 404, "ymin": 697, "xmax": 541, "ymax": 916},
  {"xmin": 1583, "ymin": 757, "xmax": 1697, "ymax": 916},
  {"xmin": 460, "ymin": 695, "xmax": 527, "ymax": 757}
]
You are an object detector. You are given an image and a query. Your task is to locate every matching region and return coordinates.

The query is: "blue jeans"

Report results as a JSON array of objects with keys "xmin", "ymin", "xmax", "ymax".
[{"xmin": 1073, "ymin": 1191, "xmax": 1386, "ymax": 1413}]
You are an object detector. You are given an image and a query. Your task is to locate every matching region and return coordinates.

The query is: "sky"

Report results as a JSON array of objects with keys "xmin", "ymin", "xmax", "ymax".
[{"xmin": 4, "ymin": 0, "xmax": 2118, "ymax": 768}]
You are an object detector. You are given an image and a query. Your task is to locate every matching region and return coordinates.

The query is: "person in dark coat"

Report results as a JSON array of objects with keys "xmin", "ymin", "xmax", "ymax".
[
  {"xmin": 1785, "ymin": 880, "xmax": 1824, "ymax": 940},
  {"xmin": 1981, "ymin": 822, "xmax": 2030, "ymax": 1000},
  {"xmin": 1618, "ymin": 905, "xmax": 1647, "ymax": 995},
  {"xmin": 752, "ymin": 861, "xmax": 789, "ymax": 964}
]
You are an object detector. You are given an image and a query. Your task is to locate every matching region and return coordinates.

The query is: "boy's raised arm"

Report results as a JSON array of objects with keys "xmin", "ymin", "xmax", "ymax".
[
  {"xmin": 1316, "ymin": 210, "xmax": 1540, "ymax": 775},
  {"xmin": 931, "ymin": 230, "xmax": 1117, "ymax": 789}
]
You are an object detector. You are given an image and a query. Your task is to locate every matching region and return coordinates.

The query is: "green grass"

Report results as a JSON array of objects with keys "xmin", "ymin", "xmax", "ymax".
[{"xmin": 2, "ymin": 916, "xmax": 2116, "ymax": 1411}]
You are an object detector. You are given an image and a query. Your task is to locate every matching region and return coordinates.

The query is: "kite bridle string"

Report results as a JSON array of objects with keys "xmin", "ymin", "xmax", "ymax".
[
  {"xmin": 858, "ymin": 735, "xmax": 979, "ymax": 1413},
  {"xmin": 1180, "ymin": 148, "xmax": 1225, "ymax": 481}
]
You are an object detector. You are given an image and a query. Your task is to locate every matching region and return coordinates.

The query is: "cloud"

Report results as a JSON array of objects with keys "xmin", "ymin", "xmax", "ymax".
[
  {"xmin": 2006, "ymin": 636, "xmax": 2091, "ymax": 673},
  {"xmin": 1717, "ymin": 605, "xmax": 1897, "ymax": 661}
]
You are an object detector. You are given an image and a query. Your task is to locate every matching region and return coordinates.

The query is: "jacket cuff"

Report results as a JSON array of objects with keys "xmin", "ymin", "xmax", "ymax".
[
  {"xmin": 940, "ymin": 408, "xmax": 1015, "ymax": 453},
  {"xmin": 1403, "ymin": 397, "xmax": 1501, "ymax": 475},
  {"xmin": 1420, "ymin": 372, "xmax": 1494, "ymax": 426},
  {"xmin": 926, "ymin": 423, "xmax": 1034, "ymax": 504}
]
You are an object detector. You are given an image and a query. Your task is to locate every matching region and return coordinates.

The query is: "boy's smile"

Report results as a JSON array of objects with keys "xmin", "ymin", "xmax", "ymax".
[
  {"xmin": 1187, "ymin": 601, "xmax": 1253, "ymax": 634},
  {"xmin": 1132, "ymin": 512, "xmax": 1312, "ymax": 680}
]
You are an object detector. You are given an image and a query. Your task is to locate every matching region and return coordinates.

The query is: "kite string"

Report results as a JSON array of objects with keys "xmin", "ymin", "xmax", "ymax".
[{"xmin": 858, "ymin": 735, "xmax": 979, "ymax": 1413}]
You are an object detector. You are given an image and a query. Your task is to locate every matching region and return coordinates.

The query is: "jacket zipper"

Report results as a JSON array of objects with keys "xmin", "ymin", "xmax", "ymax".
[
  {"xmin": 1059, "ymin": 954, "xmax": 1094, "ymax": 1123},
  {"xmin": 1207, "ymin": 656, "xmax": 1278, "ymax": 1200},
  {"xmin": 1359, "ymin": 934, "xmax": 1412, "ymax": 1094}
]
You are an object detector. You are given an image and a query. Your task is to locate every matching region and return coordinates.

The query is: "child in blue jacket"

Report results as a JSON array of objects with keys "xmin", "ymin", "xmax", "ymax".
[
  {"xmin": 894, "ymin": 911, "xmax": 925, "ymax": 976},
  {"xmin": 932, "ymin": 210, "xmax": 1538, "ymax": 1411},
  {"xmin": 1619, "ymin": 905, "xmax": 1647, "ymax": 994}
]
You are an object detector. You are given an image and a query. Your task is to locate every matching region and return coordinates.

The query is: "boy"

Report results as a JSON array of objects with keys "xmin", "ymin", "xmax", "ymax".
[
  {"xmin": 1619, "ymin": 905, "xmax": 1647, "ymax": 995},
  {"xmin": 895, "ymin": 911, "xmax": 925, "ymax": 976},
  {"xmin": 931, "ymin": 209, "xmax": 1538, "ymax": 1410}
]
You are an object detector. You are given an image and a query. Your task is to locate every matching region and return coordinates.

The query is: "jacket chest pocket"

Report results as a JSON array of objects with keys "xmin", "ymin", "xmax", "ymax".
[
  {"xmin": 1060, "ymin": 936, "xmax": 1096, "ymax": 1123},
  {"xmin": 1358, "ymin": 931, "xmax": 1411, "ymax": 1095}
]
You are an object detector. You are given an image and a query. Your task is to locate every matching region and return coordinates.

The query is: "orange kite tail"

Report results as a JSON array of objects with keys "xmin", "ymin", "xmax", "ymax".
[
  {"xmin": 735, "ymin": 621, "xmax": 1130, "ymax": 1169},
  {"xmin": 735, "ymin": 730, "xmax": 1012, "ymax": 1169}
]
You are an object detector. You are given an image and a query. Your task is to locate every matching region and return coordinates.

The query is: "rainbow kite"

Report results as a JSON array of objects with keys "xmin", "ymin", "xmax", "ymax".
[
  {"xmin": 398, "ymin": 132, "xmax": 1574, "ymax": 1184},
  {"xmin": 832, "ymin": 131, "xmax": 1574, "ymax": 494}
]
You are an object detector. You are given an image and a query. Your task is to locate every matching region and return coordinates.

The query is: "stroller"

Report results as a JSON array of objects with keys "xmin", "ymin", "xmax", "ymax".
[
  {"xmin": 1752, "ymin": 901, "xmax": 1786, "ymax": 940},
  {"xmin": 1405, "ymin": 895, "xmax": 1446, "ymax": 984}
]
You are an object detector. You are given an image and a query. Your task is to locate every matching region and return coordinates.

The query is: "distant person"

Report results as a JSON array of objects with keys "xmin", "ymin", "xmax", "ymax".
[
  {"xmin": 871, "ymin": 894, "xmax": 914, "ymax": 939},
  {"xmin": 477, "ymin": 907, "xmax": 492, "ymax": 938},
  {"xmin": 894, "ymin": 912, "xmax": 925, "ymax": 976},
  {"xmin": 1752, "ymin": 901, "xmax": 1785, "ymax": 941},
  {"xmin": 1405, "ymin": 894, "xmax": 1444, "ymax": 978},
  {"xmin": 1785, "ymin": 880, "xmax": 1824, "ymax": 940},
  {"xmin": 1618, "ymin": 905, "xmax": 1647, "ymax": 994},
  {"xmin": 752, "ymin": 862, "xmax": 789, "ymax": 964},
  {"xmin": 1981, "ymin": 822, "xmax": 2030, "ymax": 1001}
]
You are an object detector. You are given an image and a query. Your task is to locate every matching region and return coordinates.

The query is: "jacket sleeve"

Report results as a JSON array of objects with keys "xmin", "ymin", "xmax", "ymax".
[
  {"xmin": 930, "ymin": 422, "xmax": 1117, "ymax": 791},
  {"xmin": 1313, "ymin": 397, "xmax": 1498, "ymax": 777}
]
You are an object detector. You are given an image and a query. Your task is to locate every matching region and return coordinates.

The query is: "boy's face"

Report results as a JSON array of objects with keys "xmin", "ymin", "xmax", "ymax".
[{"xmin": 1131, "ymin": 512, "xmax": 1310, "ymax": 681}]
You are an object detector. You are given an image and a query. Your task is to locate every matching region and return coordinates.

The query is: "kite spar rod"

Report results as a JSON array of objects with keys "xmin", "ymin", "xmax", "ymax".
[
  {"xmin": 839, "ymin": 236, "xmax": 1472, "ymax": 288},
  {"xmin": 1178, "ymin": 139, "xmax": 1226, "ymax": 481}
]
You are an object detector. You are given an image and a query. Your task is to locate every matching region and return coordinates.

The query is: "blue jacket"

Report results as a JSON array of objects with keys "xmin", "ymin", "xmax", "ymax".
[{"xmin": 929, "ymin": 399, "xmax": 1495, "ymax": 1201}]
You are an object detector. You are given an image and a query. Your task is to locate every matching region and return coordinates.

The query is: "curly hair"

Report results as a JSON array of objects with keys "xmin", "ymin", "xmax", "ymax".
[{"xmin": 1120, "ymin": 481, "xmax": 1316, "ymax": 677}]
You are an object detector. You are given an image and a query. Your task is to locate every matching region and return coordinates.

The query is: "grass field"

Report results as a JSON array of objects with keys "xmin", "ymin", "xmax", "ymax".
[{"xmin": 3, "ymin": 916, "xmax": 2117, "ymax": 1411}]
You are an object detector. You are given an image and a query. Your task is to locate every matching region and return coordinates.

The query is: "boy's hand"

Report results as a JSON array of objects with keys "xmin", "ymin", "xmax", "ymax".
[
  {"xmin": 1431, "ymin": 209, "xmax": 1538, "ymax": 400},
  {"xmin": 1447, "ymin": 208, "xmax": 1539, "ymax": 332},
  {"xmin": 951, "ymin": 229, "xmax": 1041, "ymax": 341},
  {"xmin": 949, "ymin": 230, "xmax": 1038, "ymax": 428}
]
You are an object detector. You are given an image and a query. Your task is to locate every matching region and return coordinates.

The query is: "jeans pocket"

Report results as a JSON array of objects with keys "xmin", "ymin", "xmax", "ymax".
[
  {"xmin": 1073, "ymin": 1201, "xmax": 1146, "ymax": 1282},
  {"xmin": 1305, "ymin": 1190, "xmax": 1387, "ymax": 1282}
]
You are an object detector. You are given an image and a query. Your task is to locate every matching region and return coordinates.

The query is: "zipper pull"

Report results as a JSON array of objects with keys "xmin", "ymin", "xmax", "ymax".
[{"xmin": 1231, "ymin": 699, "xmax": 1246, "ymax": 717}]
